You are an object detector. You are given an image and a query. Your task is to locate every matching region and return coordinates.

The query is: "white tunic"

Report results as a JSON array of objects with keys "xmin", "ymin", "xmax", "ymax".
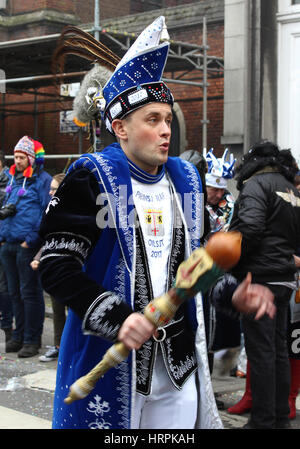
[{"xmin": 132, "ymin": 175, "xmax": 172, "ymax": 298}]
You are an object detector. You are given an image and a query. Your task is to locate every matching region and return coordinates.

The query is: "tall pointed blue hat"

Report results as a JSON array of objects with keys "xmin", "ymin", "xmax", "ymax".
[{"xmin": 102, "ymin": 16, "xmax": 174, "ymax": 133}]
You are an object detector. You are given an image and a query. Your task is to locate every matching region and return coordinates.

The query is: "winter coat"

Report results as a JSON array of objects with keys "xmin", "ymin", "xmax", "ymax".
[
  {"xmin": 229, "ymin": 167, "xmax": 300, "ymax": 283},
  {"xmin": 0, "ymin": 167, "xmax": 51, "ymax": 247}
]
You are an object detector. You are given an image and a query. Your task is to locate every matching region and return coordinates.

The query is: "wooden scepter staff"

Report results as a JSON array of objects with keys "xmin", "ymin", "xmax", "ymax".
[{"xmin": 64, "ymin": 231, "xmax": 242, "ymax": 404}]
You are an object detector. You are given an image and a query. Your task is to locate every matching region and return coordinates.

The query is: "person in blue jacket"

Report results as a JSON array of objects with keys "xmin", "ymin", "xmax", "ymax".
[{"xmin": 0, "ymin": 135, "xmax": 51, "ymax": 357}]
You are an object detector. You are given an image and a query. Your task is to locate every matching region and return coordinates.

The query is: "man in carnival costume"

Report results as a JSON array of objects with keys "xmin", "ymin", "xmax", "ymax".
[
  {"xmin": 39, "ymin": 17, "xmax": 274, "ymax": 429},
  {"xmin": 204, "ymin": 148, "xmax": 236, "ymax": 235},
  {"xmin": 0, "ymin": 136, "xmax": 51, "ymax": 357}
]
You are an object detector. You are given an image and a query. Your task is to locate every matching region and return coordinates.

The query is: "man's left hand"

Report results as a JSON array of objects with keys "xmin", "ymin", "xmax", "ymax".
[{"xmin": 232, "ymin": 272, "xmax": 276, "ymax": 320}]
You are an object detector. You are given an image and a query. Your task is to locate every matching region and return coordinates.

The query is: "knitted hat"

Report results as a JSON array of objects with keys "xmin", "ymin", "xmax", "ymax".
[
  {"xmin": 205, "ymin": 148, "xmax": 236, "ymax": 189},
  {"xmin": 102, "ymin": 16, "xmax": 174, "ymax": 134},
  {"xmin": 6, "ymin": 136, "xmax": 45, "ymax": 197},
  {"xmin": 14, "ymin": 135, "xmax": 45, "ymax": 167}
]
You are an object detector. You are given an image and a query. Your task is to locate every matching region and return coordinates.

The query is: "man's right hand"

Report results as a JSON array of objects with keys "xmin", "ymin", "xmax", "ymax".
[
  {"xmin": 117, "ymin": 312, "xmax": 156, "ymax": 350},
  {"xmin": 232, "ymin": 272, "xmax": 276, "ymax": 320}
]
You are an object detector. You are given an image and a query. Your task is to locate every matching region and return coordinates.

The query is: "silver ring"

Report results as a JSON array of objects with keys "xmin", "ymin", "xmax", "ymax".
[{"xmin": 153, "ymin": 327, "xmax": 166, "ymax": 342}]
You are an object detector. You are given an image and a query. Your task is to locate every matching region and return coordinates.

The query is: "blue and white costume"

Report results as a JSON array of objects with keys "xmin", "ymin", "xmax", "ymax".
[{"xmin": 39, "ymin": 16, "xmax": 223, "ymax": 429}]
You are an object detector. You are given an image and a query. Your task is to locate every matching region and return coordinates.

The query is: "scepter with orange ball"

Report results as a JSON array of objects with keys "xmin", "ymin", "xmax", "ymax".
[{"xmin": 64, "ymin": 230, "xmax": 242, "ymax": 404}]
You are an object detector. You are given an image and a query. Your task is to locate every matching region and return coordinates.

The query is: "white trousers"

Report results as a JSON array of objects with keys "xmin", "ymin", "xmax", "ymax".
[{"xmin": 132, "ymin": 350, "xmax": 198, "ymax": 429}]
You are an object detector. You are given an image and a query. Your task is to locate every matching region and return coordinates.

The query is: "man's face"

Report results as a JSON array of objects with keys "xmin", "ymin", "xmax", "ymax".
[
  {"xmin": 206, "ymin": 186, "xmax": 225, "ymax": 206},
  {"xmin": 116, "ymin": 103, "xmax": 172, "ymax": 175},
  {"xmin": 14, "ymin": 152, "xmax": 29, "ymax": 172}
]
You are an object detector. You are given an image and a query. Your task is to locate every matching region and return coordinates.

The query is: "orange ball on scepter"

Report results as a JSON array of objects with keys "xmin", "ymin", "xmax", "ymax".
[{"xmin": 205, "ymin": 231, "xmax": 242, "ymax": 270}]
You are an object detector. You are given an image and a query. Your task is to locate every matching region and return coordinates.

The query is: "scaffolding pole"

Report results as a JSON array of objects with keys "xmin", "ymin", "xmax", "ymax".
[
  {"xmin": 94, "ymin": 0, "xmax": 101, "ymax": 41},
  {"xmin": 202, "ymin": 16, "xmax": 209, "ymax": 153},
  {"xmin": 5, "ymin": 154, "xmax": 83, "ymax": 159},
  {"xmin": 0, "ymin": 73, "xmax": 203, "ymax": 88}
]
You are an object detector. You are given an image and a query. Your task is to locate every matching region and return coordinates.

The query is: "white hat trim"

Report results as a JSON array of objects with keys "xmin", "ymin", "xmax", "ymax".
[{"xmin": 205, "ymin": 173, "xmax": 228, "ymax": 189}]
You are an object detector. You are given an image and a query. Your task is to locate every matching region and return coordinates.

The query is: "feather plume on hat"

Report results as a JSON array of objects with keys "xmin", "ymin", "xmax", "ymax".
[
  {"xmin": 52, "ymin": 26, "xmax": 121, "ymax": 127},
  {"xmin": 52, "ymin": 25, "xmax": 120, "ymax": 74}
]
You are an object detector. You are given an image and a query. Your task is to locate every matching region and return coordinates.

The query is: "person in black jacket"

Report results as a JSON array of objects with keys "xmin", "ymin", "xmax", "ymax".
[{"xmin": 229, "ymin": 141, "xmax": 300, "ymax": 429}]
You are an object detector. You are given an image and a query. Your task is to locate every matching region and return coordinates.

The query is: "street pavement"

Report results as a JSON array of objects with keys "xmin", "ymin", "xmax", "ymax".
[
  {"xmin": 212, "ymin": 363, "xmax": 300, "ymax": 429},
  {"xmin": 0, "ymin": 307, "xmax": 56, "ymax": 429},
  {"xmin": 0, "ymin": 297, "xmax": 300, "ymax": 430}
]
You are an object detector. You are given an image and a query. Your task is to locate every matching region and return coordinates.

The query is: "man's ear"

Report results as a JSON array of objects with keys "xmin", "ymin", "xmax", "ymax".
[{"xmin": 111, "ymin": 119, "xmax": 128, "ymax": 141}]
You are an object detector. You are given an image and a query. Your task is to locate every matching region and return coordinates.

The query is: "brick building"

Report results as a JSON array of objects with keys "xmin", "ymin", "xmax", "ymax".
[{"xmin": 0, "ymin": 0, "xmax": 224, "ymax": 173}]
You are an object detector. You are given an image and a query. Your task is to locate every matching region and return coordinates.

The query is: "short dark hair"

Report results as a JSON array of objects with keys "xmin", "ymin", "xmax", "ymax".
[{"xmin": 52, "ymin": 173, "xmax": 65, "ymax": 186}]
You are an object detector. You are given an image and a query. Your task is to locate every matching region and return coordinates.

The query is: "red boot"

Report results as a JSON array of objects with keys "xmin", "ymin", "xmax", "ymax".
[
  {"xmin": 289, "ymin": 358, "xmax": 300, "ymax": 419},
  {"xmin": 227, "ymin": 361, "xmax": 252, "ymax": 414}
]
